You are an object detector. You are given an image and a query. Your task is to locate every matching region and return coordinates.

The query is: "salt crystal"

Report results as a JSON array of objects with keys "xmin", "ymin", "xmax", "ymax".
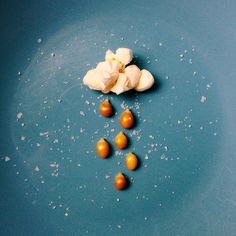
[
  {"xmin": 4, "ymin": 156, "xmax": 11, "ymax": 162},
  {"xmin": 17, "ymin": 112, "xmax": 23, "ymax": 120},
  {"xmin": 80, "ymin": 111, "xmax": 85, "ymax": 116},
  {"xmin": 35, "ymin": 166, "xmax": 40, "ymax": 172},
  {"xmin": 37, "ymin": 38, "xmax": 42, "ymax": 43},
  {"xmin": 200, "ymin": 96, "xmax": 207, "ymax": 103}
]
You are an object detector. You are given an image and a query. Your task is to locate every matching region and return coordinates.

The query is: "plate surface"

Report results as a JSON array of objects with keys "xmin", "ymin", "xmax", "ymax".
[{"xmin": 0, "ymin": 0, "xmax": 236, "ymax": 235}]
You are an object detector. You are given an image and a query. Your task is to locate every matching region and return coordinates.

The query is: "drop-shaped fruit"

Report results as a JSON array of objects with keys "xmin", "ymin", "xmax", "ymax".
[
  {"xmin": 96, "ymin": 138, "xmax": 110, "ymax": 158},
  {"xmin": 99, "ymin": 99, "xmax": 113, "ymax": 117},
  {"xmin": 126, "ymin": 152, "xmax": 138, "ymax": 170},
  {"xmin": 120, "ymin": 109, "xmax": 134, "ymax": 129},
  {"xmin": 114, "ymin": 131, "xmax": 128, "ymax": 149},
  {"xmin": 114, "ymin": 172, "xmax": 127, "ymax": 190}
]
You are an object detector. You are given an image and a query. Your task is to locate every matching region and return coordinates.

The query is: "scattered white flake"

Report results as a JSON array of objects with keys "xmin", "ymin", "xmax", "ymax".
[
  {"xmin": 160, "ymin": 154, "xmax": 168, "ymax": 160},
  {"xmin": 51, "ymin": 52, "xmax": 56, "ymax": 57},
  {"xmin": 116, "ymin": 198, "xmax": 120, "ymax": 202},
  {"xmin": 53, "ymin": 139, "xmax": 59, "ymax": 144},
  {"xmin": 189, "ymin": 59, "xmax": 193, "ymax": 64},
  {"xmin": 117, "ymin": 225, "xmax": 122, "ymax": 229},
  {"xmin": 39, "ymin": 131, "xmax": 49, "ymax": 137},
  {"xmin": 4, "ymin": 156, "xmax": 11, "ymax": 162},
  {"xmin": 80, "ymin": 128, "xmax": 85, "ymax": 133},
  {"xmin": 105, "ymin": 175, "xmax": 110, "ymax": 179},
  {"xmin": 180, "ymin": 54, "xmax": 184, "ymax": 58},
  {"xmin": 193, "ymin": 71, "xmax": 197, "ymax": 76},
  {"xmin": 159, "ymin": 42, "xmax": 163, "ymax": 46},
  {"xmin": 36, "ymin": 143, "xmax": 41, "ymax": 147},
  {"xmin": 65, "ymin": 212, "xmax": 69, "ymax": 217},
  {"xmin": 104, "ymin": 123, "xmax": 109, "ymax": 129},
  {"xmin": 145, "ymin": 154, "xmax": 149, "ymax": 160},
  {"xmin": 21, "ymin": 136, "xmax": 26, "ymax": 141},
  {"xmin": 213, "ymin": 132, "xmax": 217, "ymax": 136},
  {"xmin": 35, "ymin": 166, "xmax": 40, "ymax": 172},
  {"xmin": 144, "ymin": 217, "xmax": 148, "ymax": 221},
  {"xmin": 18, "ymin": 71, "xmax": 22, "ymax": 75},
  {"xmin": 37, "ymin": 38, "xmax": 42, "ymax": 43},
  {"xmin": 164, "ymin": 146, "xmax": 168, "ymax": 151},
  {"xmin": 17, "ymin": 112, "xmax": 23, "ymax": 120},
  {"xmin": 80, "ymin": 111, "xmax": 85, "ymax": 116},
  {"xmin": 149, "ymin": 135, "xmax": 154, "ymax": 140},
  {"xmin": 200, "ymin": 96, "xmax": 207, "ymax": 103}
]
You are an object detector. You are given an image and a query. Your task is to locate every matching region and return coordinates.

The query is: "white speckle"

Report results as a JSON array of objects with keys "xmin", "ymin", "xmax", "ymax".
[
  {"xmin": 36, "ymin": 143, "xmax": 41, "ymax": 147},
  {"xmin": 200, "ymin": 96, "xmax": 207, "ymax": 103},
  {"xmin": 17, "ymin": 112, "xmax": 23, "ymax": 120},
  {"xmin": 159, "ymin": 42, "xmax": 163, "ymax": 46},
  {"xmin": 51, "ymin": 52, "xmax": 56, "ymax": 57},
  {"xmin": 116, "ymin": 198, "xmax": 120, "ymax": 202},
  {"xmin": 193, "ymin": 71, "xmax": 197, "ymax": 76},
  {"xmin": 80, "ymin": 128, "xmax": 85, "ymax": 133},
  {"xmin": 21, "ymin": 136, "xmax": 26, "ymax": 141},
  {"xmin": 164, "ymin": 146, "xmax": 168, "ymax": 151},
  {"xmin": 18, "ymin": 71, "xmax": 22, "ymax": 75},
  {"xmin": 180, "ymin": 54, "xmax": 184, "ymax": 58},
  {"xmin": 35, "ymin": 166, "xmax": 40, "ymax": 172},
  {"xmin": 189, "ymin": 58, "xmax": 193, "ymax": 64},
  {"xmin": 53, "ymin": 139, "xmax": 59, "ymax": 144},
  {"xmin": 104, "ymin": 123, "xmax": 109, "ymax": 129},
  {"xmin": 149, "ymin": 135, "xmax": 154, "ymax": 140},
  {"xmin": 39, "ymin": 131, "xmax": 49, "ymax": 137},
  {"xmin": 105, "ymin": 175, "xmax": 110, "ymax": 179},
  {"xmin": 145, "ymin": 154, "xmax": 149, "ymax": 160},
  {"xmin": 213, "ymin": 132, "xmax": 217, "ymax": 136},
  {"xmin": 80, "ymin": 111, "xmax": 85, "ymax": 116},
  {"xmin": 37, "ymin": 38, "xmax": 42, "ymax": 43},
  {"xmin": 4, "ymin": 156, "xmax": 11, "ymax": 162},
  {"xmin": 117, "ymin": 225, "xmax": 122, "ymax": 229},
  {"xmin": 144, "ymin": 217, "xmax": 148, "ymax": 221},
  {"xmin": 65, "ymin": 212, "xmax": 69, "ymax": 217}
]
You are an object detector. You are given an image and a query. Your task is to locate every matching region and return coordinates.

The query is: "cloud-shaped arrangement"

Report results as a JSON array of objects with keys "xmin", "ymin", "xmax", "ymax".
[{"xmin": 83, "ymin": 48, "xmax": 154, "ymax": 95}]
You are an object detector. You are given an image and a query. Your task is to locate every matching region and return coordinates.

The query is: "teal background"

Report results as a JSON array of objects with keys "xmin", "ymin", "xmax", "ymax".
[{"xmin": 0, "ymin": 0, "xmax": 236, "ymax": 235}]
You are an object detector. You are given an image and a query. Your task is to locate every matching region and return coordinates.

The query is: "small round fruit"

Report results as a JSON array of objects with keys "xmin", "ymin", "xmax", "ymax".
[
  {"xmin": 114, "ymin": 172, "xmax": 127, "ymax": 190},
  {"xmin": 126, "ymin": 152, "xmax": 138, "ymax": 170},
  {"xmin": 120, "ymin": 109, "xmax": 134, "ymax": 129},
  {"xmin": 99, "ymin": 99, "xmax": 113, "ymax": 117},
  {"xmin": 96, "ymin": 138, "xmax": 110, "ymax": 158},
  {"xmin": 114, "ymin": 131, "xmax": 128, "ymax": 149}
]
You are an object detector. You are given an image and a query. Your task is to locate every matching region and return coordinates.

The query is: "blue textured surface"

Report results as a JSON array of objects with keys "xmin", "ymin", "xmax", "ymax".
[{"xmin": 0, "ymin": 0, "xmax": 236, "ymax": 235}]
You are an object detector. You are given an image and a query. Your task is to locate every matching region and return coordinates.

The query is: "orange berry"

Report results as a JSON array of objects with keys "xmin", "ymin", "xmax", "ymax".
[
  {"xmin": 126, "ymin": 152, "xmax": 138, "ymax": 170},
  {"xmin": 96, "ymin": 138, "xmax": 110, "ymax": 158},
  {"xmin": 120, "ymin": 109, "xmax": 134, "ymax": 129},
  {"xmin": 99, "ymin": 99, "xmax": 113, "ymax": 117},
  {"xmin": 114, "ymin": 172, "xmax": 126, "ymax": 190},
  {"xmin": 114, "ymin": 131, "xmax": 128, "ymax": 149}
]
